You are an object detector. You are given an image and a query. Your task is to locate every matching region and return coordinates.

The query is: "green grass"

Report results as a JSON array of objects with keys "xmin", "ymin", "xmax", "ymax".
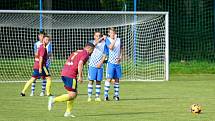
[
  {"xmin": 0, "ymin": 75, "xmax": 215, "ymax": 121},
  {"xmin": 1, "ymin": 59, "xmax": 215, "ymax": 81},
  {"xmin": 170, "ymin": 61, "xmax": 215, "ymax": 74}
]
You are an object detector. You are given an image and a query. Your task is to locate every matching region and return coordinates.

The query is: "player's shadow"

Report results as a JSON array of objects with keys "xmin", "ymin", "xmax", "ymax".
[
  {"xmin": 121, "ymin": 97, "xmax": 175, "ymax": 101},
  {"xmin": 82, "ymin": 111, "xmax": 159, "ymax": 117}
]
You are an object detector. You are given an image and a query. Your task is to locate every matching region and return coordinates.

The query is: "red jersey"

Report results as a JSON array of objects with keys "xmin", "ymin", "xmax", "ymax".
[
  {"xmin": 61, "ymin": 49, "xmax": 89, "ymax": 79},
  {"xmin": 33, "ymin": 44, "xmax": 48, "ymax": 69}
]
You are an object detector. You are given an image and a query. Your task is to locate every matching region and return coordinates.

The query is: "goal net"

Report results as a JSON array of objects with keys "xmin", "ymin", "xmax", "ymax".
[{"xmin": 0, "ymin": 10, "xmax": 169, "ymax": 82}]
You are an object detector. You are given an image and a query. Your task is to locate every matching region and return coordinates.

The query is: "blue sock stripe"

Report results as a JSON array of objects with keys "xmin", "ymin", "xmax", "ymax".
[
  {"xmin": 96, "ymin": 92, "xmax": 101, "ymax": 94},
  {"xmin": 88, "ymin": 87, "xmax": 93, "ymax": 89}
]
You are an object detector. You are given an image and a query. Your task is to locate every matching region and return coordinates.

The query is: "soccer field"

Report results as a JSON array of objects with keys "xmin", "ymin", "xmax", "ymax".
[{"xmin": 0, "ymin": 75, "xmax": 215, "ymax": 121}]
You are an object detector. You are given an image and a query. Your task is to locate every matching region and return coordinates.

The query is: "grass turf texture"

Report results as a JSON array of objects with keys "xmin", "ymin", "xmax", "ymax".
[
  {"xmin": 0, "ymin": 75, "xmax": 215, "ymax": 121},
  {"xmin": 1, "ymin": 59, "xmax": 215, "ymax": 81}
]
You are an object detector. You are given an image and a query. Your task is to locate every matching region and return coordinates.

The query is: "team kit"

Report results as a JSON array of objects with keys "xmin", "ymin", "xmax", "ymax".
[{"xmin": 20, "ymin": 27, "xmax": 122, "ymax": 117}]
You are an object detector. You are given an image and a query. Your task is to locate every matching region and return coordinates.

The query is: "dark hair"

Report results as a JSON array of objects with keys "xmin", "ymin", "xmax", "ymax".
[
  {"xmin": 85, "ymin": 42, "xmax": 95, "ymax": 48},
  {"xmin": 39, "ymin": 30, "xmax": 46, "ymax": 35},
  {"xmin": 108, "ymin": 27, "xmax": 116, "ymax": 33}
]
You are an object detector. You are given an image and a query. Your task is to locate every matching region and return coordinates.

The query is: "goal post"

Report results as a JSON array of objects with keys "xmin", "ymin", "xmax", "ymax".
[{"xmin": 0, "ymin": 10, "xmax": 169, "ymax": 82}]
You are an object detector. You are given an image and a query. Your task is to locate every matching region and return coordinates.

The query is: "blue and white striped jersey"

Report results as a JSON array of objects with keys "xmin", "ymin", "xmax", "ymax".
[
  {"xmin": 34, "ymin": 41, "xmax": 42, "ymax": 54},
  {"xmin": 34, "ymin": 41, "xmax": 52, "ymax": 54},
  {"xmin": 88, "ymin": 40, "xmax": 108, "ymax": 68},
  {"xmin": 34, "ymin": 40, "xmax": 52, "ymax": 67},
  {"xmin": 105, "ymin": 37, "xmax": 121, "ymax": 64}
]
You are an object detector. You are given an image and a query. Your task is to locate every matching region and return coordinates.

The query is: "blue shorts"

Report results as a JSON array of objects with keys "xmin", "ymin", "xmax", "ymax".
[
  {"xmin": 62, "ymin": 76, "xmax": 77, "ymax": 92},
  {"xmin": 32, "ymin": 67, "xmax": 50, "ymax": 79},
  {"xmin": 88, "ymin": 66, "xmax": 103, "ymax": 81},
  {"xmin": 106, "ymin": 62, "xmax": 122, "ymax": 79}
]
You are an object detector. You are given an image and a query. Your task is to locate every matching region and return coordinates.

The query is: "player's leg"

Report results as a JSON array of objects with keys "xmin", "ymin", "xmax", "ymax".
[
  {"xmin": 42, "ymin": 66, "xmax": 52, "ymax": 96},
  {"xmin": 40, "ymin": 76, "xmax": 46, "ymax": 96},
  {"xmin": 48, "ymin": 76, "xmax": 77, "ymax": 117},
  {"xmin": 30, "ymin": 80, "xmax": 36, "ymax": 96},
  {"xmin": 49, "ymin": 91, "xmax": 77, "ymax": 117},
  {"xmin": 43, "ymin": 60, "xmax": 50, "ymax": 96},
  {"xmin": 21, "ymin": 77, "xmax": 37, "ymax": 96},
  {"xmin": 87, "ymin": 66, "xmax": 96, "ymax": 102},
  {"xmin": 87, "ymin": 80, "xmax": 93, "ymax": 102},
  {"xmin": 95, "ymin": 81, "xmax": 101, "ymax": 101},
  {"xmin": 45, "ymin": 76, "xmax": 51, "ymax": 96},
  {"xmin": 95, "ymin": 67, "xmax": 103, "ymax": 101},
  {"xmin": 113, "ymin": 78, "xmax": 120, "ymax": 101},
  {"xmin": 104, "ymin": 63, "xmax": 114, "ymax": 101},
  {"xmin": 64, "ymin": 91, "xmax": 76, "ymax": 117},
  {"xmin": 113, "ymin": 64, "xmax": 122, "ymax": 101},
  {"xmin": 21, "ymin": 69, "xmax": 40, "ymax": 96}
]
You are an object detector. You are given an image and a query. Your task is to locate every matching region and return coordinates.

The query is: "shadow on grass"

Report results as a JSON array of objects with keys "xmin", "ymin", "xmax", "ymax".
[
  {"xmin": 82, "ymin": 111, "xmax": 159, "ymax": 117},
  {"xmin": 120, "ymin": 97, "xmax": 175, "ymax": 101}
]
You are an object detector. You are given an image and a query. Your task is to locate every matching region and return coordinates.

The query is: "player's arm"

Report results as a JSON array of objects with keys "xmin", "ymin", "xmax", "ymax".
[
  {"xmin": 117, "ymin": 40, "xmax": 123, "ymax": 64},
  {"xmin": 38, "ymin": 48, "xmax": 45, "ymax": 73},
  {"xmin": 117, "ymin": 49, "xmax": 123, "ymax": 64},
  {"xmin": 107, "ymin": 35, "xmax": 117, "ymax": 50},
  {"xmin": 46, "ymin": 42, "xmax": 52, "ymax": 67},
  {"xmin": 77, "ymin": 60, "xmax": 84, "ymax": 83},
  {"xmin": 39, "ymin": 56, "xmax": 43, "ymax": 73},
  {"xmin": 97, "ymin": 45, "xmax": 108, "ymax": 68},
  {"xmin": 107, "ymin": 39, "xmax": 116, "ymax": 50},
  {"xmin": 96, "ymin": 54, "xmax": 106, "ymax": 68},
  {"xmin": 34, "ymin": 43, "xmax": 38, "ymax": 58},
  {"xmin": 47, "ymin": 42, "xmax": 52, "ymax": 58}
]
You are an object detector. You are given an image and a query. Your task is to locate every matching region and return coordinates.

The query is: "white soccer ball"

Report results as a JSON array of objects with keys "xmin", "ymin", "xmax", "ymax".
[{"xmin": 191, "ymin": 104, "xmax": 201, "ymax": 114}]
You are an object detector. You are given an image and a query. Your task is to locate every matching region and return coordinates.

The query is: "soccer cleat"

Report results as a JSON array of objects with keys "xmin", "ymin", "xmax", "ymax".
[
  {"xmin": 95, "ymin": 97, "xmax": 101, "ymax": 102},
  {"xmin": 64, "ymin": 112, "xmax": 76, "ymax": 117},
  {"xmin": 39, "ymin": 92, "xmax": 45, "ymax": 96},
  {"xmin": 48, "ymin": 96, "xmax": 54, "ymax": 111},
  {"xmin": 20, "ymin": 93, "xmax": 25, "ymax": 97},
  {"xmin": 104, "ymin": 96, "xmax": 109, "ymax": 101},
  {"xmin": 113, "ymin": 96, "xmax": 120, "ymax": 101},
  {"xmin": 87, "ymin": 97, "xmax": 92, "ymax": 102},
  {"xmin": 30, "ymin": 92, "xmax": 34, "ymax": 96}
]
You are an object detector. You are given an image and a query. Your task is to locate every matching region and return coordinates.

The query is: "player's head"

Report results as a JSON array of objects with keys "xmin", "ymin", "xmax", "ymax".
[
  {"xmin": 84, "ymin": 42, "xmax": 95, "ymax": 55},
  {"xmin": 94, "ymin": 31, "xmax": 101, "ymax": 41},
  {"xmin": 42, "ymin": 35, "xmax": 50, "ymax": 46},
  {"xmin": 108, "ymin": 27, "xmax": 116, "ymax": 39},
  {"xmin": 38, "ymin": 30, "xmax": 46, "ymax": 42}
]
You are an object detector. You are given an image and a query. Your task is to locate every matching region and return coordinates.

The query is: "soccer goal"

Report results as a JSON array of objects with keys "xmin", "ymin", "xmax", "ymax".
[{"xmin": 0, "ymin": 10, "xmax": 169, "ymax": 82}]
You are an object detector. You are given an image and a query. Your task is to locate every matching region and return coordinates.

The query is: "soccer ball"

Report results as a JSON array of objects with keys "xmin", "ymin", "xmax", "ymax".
[{"xmin": 191, "ymin": 104, "xmax": 201, "ymax": 114}]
